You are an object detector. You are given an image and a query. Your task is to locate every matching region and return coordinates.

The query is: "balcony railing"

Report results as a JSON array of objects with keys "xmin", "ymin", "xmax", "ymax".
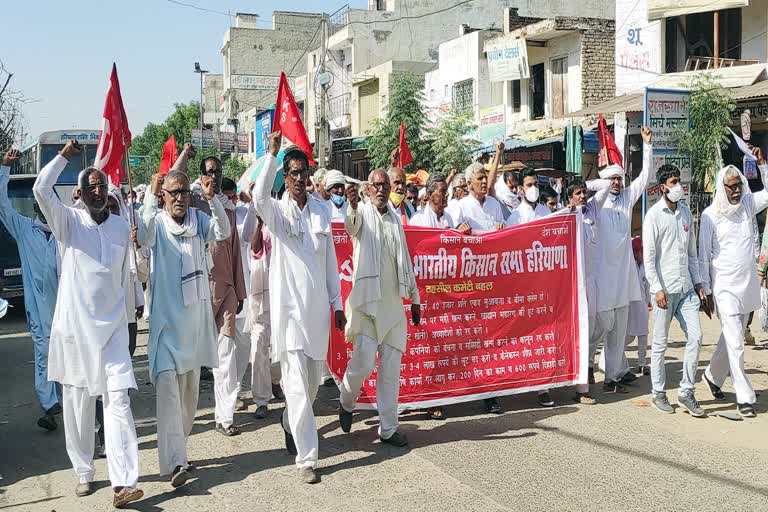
[
  {"xmin": 328, "ymin": 92, "xmax": 351, "ymax": 119},
  {"xmin": 685, "ymin": 56, "xmax": 759, "ymax": 71},
  {"xmin": 329, "ymin": 5, "xmax": 350, "ymax": 36}
]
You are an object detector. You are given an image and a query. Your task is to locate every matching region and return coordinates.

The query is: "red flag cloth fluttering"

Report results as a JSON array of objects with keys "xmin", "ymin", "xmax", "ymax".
[
  {"xmin": 398, "ymin": 121, "xmax": 414, "ymax": 168},
  {"xmin": 159, "ymin": 135, "xmax": 178, "ymax": 175},
  {"xmin": 94, "ymin": 63, "xmax": 132, "ymax": 185},
  {"xmin": 272, "ymin": 72, "xmax": 315, "ymax": 165},
  {"xmin": 597, "ymin": 113, "xmax": 623, "ymax": 169}
]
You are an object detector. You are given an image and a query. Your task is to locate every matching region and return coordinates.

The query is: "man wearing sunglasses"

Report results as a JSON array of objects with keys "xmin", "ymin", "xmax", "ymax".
[
  {"xmin": 699, "ymin": 149, "xmax": 768, "ymax": 418},
  {"xmin": 138, "ymin": 167, "xmax": 230, "ymax": 487},
  {"xmin": 253, "ymin": 131, "xmax": 345, "ymax": 484}
]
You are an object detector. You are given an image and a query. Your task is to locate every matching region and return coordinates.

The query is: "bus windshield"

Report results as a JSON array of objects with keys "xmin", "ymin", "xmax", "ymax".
[{"xmin": 39, "ymin": 144, "xmax": 100, "ymax": 184}]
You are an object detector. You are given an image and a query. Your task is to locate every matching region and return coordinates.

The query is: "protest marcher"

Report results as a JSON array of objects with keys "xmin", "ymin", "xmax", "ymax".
[
  {"xmin": 446, "ymin": 174, "xmax": 468, "ymax": 220},
  {"xmin": 417, "ymin": 187, "xmax": 428, "ymax": 213},
  {"xmin": 0, "ymin": 149, "xmax": 61, "ymax": 431},
  {"xmin": 562, "ymin": 177, "xmax": 612, "ymax": 404},
  {"xmin": 504, "ymin": 169, "xmax": 551, "ymax": 226},
  {"xmin": 494, "ymin": 170, "xmax": 520, "ymax": 217},
  {"xmin": 338, "ymin": 169, "xmax": 420, "ymax": 447},
  {"xmin": 253, "ymin": 131, "xmax": 345, "ymax": 484},
  {"xmin": 540, "ymin": 186, "xmax": 560, "ymax": 213},
  {"xmin": 699, "ymin": 153, "xmax": 768, "ymax": 418},
  {"xmin": 138, "ymin": 169, "xmax": 228, "ymax": 486},
  {"xmin": 594, "ymin": 126, "xmax": 653, "ymax": 393},
  {"xmin": 246, "ymin": 211, "xmax": 283, "ymax": 419},
  {"xmin": 200, "ymin": 168, "xmax": 247, "ymax": 436},
  {"xmin": 626, "ymin": 237, "xmax": 650, "ymax": 377},
  {"xmin": 389, "ymin": 165, "xmax": 415, "ymax": 223},
  {"xmin": 33, "ymin": 140, "xmax": 143, "ymax": 507},
  {"xmin": 405, "ymin": 183, "xmax": 419, "ymax": 210},
  {"xmin": 643, "ymin": 163, "xmax": 707, "ymax": 416},
  {"xmin": 324, "ymin": 169, "xmax": 349, "ymax": 221},
  {"xmin": 312, "ymin": 168, "xmax": 330, "ymax": 202},
  {"xmin": 453, "ymin": 162, "xmax": 506, "ymax": 236},
  {"xmin": 400, "ymin": 174, "xmax": 469, "ymax": 420}
]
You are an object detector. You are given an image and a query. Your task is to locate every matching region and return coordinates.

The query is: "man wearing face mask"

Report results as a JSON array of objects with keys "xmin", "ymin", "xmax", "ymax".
[
  {"xmin": 388, "ymin": 166, "xmax": 415, "ymax": 223},
  {"xmin": 643, "ymin": 164, "xmax": 706, "ymax": 417},
  {"xmin": 324, "ymin": 169, "xmax": 349, "ymax": 221},
  {"xmin": 33, "ymin": 140, "xmax": 143, "ymax": 506},
  {"xmin": 505, "ymin": 169, "xmax": 551, "ymax": 226},
  {"xmin": 699, "ymin": 149, "xmax": 768, "ymax": 418},
  {"xmin": 138, "ymin": 170, "xmax": 228, "ymax": 487},
  {"xmin": 594, "ymin": 126, "xmax": 653, "ymax": 394},
  {"xmin": 0, "ymin": 149, "xmax": 62, "ymax": 431}
]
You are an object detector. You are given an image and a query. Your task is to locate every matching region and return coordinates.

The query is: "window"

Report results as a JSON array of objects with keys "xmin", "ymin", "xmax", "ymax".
[
  {"xmin": 551, "ymin": 57, "xmax": 569, "ymax": 118},
  {"xmin": 512, "ymin": 80, "xmax": 521, "ymax": 113},
  {"xmin": 530, "ymin": 63, "xmax": 545, "ymax": 119},
  {"xmin": 452, "ymin": 79, "xmax": 474, "ymax": 113},
  {"xmin": 664, "ymin": 8, "xmax": 742, "ymax": 72}
]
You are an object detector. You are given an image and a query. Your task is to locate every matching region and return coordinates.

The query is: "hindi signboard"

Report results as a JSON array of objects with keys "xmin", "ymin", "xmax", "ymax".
[
  {"xmin": 191, "ymin": 129, "xmax": 249, "ymax": 152},
  {"xmin": 230, "ymin": 74, "xmax": 281, "ymax": 91},
  {"xmin": 477, "ymin": 106, "xmax": 506, "ymax": 147},
  {"xmin": 485, "ymin": 35, "xmax": 530, "ymax": 82},
  {"xmin": 329, "ymin": 215, "xmax": 587, "ymax": 409}
]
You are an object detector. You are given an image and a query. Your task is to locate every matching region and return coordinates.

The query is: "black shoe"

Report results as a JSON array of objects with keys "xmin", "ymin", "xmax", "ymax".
[
  {"xmin": 640, "ymin": 366, "xmax": 651, "ymax": 376},
  {"xmin": 282, "ymin": 419, "xmax": 297, "ymax": 455},
  {"xmin": 588, "ymin": 367, "xmax": 595, "ymax": 385},
  {"xmin": 200, "ymin": 367, "xmax": 214, "ymax": 381},
  {"xmin": 215, "ymin": 423, "xmax": 240, "ymax": 437},
  {"xmin": 619, "ymin": 372, "xmax": 637, "ymax": 385},
  {"xmin": 703, "ymin": 373, "xmax": 726, "ymax": 400},
  {"xmin": 339, "ymin": 406, "xmax": 353, "ymax": 433},
  {"xmin": 170, "ymin": 465, "xmax": 190, "ymax": 488},
  {"xmin": 738, "ymin": 403, "xmax": 757, "ymax": 418},
  {"xmin": 323, "ymin": 377, "xmax": 336, "ymax": 388},
  {"xmin": 484, "ymin": 398, "xmax": 502, "ymax": 414},
  {"xmin": 47, "ymin": 403, "xmax": 63, "ymax": 416},
  {"xmin": 254, "ymin": 405, "xmax": 268, "ymax": 419},
  {"xmin": 37, "ymin": 412, "xmax": 57, "ymax": 431},
  {"xmin": 537, "ymin": 391, "xmax": 555, "ymax": 407},
  {"xmin": 95, "ymin": 442, "xmax": 107, "ymax": 459},
  {"xmin": 271, "ymin": 383, "xmax": 285, "ymax": 401},
  {"xmin": 602, "ymin": 381, "xmax": 629, "ymax": 394},
  {"xmin": 380, "ymin": 431, "xmax": 408, "ymax": 447}
]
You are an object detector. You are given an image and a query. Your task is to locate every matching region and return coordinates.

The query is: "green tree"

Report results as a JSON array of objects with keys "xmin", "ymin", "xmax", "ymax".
[
  {"xmin": 671, "ymin": 74, "xmax": 735, "ymax": 191},
  {"xmin": 129, "ymin": 102, "xmax": 201, "ymax": 184},
  {"xmin": 223, "ymin": 155, "xmax": 248, "ymax": 181},
  {"xmin": 429, "ymin": 109, "xmax": 478, "ymax": 174},
  {"xmin": 365, "ymin": 72, "xmax": 432, "ymax": 170}
]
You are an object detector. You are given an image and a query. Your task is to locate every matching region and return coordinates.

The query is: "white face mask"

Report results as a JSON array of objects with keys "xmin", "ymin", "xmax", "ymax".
[
  {"xmin": 525, "ymin": 186, "xmax": 540, "ymax": 204},
  {"xmin": 665, "ymin": 184, "xmax": 683, "ymax": 203}
]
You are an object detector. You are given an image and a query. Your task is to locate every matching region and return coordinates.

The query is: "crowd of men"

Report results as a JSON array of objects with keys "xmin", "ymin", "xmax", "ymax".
[{"xmin": 0, "ymin": 122, "xmax": 765, "ymax": 507}]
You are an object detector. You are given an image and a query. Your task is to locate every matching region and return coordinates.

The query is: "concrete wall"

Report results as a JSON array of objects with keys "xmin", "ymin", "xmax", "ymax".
[{"xmin": 741, "ymin": 0, "xmax": 768, "ymax": 63}]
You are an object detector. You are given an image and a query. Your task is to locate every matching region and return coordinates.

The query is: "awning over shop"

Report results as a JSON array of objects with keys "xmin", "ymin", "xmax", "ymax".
[
  {"xmin": 570, "ymin": 94, "xmax": 644, "ymax": 117},
  {"xmin": 478, "ymin": 135, "xmax": 563, "ymax": 154}
]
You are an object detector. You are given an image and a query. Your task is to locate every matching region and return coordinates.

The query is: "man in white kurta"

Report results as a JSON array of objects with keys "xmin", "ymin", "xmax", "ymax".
[
  {"xmin": 32, "ymin": 140, "xmax": 143, "ymax": 507},
  {"xmin": 453, "ymin": 163, "xmax": 505, "ymax": 234},
  {"xmin": 338, "ymin": 169, "xmax": 420, "ymax": 446},
  {"xmin": 138, "ymin": 170, "xmax": 230, "ymax": 487},
  {"xmin": 594, "ymin": 127, "xmax": 653, "ymax": 393},
  {"xmin": 504, "ymin": 169, "xmax": 551, "ymax": 227},
  {"xmin": 699, "ymin": 161, "xmax": 768, "ymax": 418},
  {"xmin": 324, "ymin": 169, "xmax": 350, "ymax": 222},
  {"xmin": 253, "ymin": 133, "xmax": 345, "ymax": 484}
]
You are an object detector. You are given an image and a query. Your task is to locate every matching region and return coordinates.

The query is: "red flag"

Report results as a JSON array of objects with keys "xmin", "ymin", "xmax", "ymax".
[
  {"xmin": 272, "ymin": 72, "xmax": 315, "ymax": 165},
  {"xmin": 159, "ymin": 135, "xmax": 178, "ymax": 175},
  {"xmin": 597, "ymin": 113, "xmax": 623, "ymax": 169},
  {"xmin": 398, "ymin": 121, "xmax": 414, "ymax": 168},
  {"xmin": 94, "ymin": 63, "xmax": 132, "ymax": 184}
]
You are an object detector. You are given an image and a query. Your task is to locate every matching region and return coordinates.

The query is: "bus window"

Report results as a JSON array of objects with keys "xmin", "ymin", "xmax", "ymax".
[
  {"xmin": 40, "ymin": 144, "xmax": 84, "ymax": 184},
  {"xmin": 8, "ymin": 178, "xmax": 37, "ymax": 219}
]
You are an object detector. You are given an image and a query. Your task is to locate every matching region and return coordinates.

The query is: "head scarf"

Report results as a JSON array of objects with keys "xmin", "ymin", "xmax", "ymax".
[
  {"xmin": 714, "ymin": 165, "xmax": 748, "ymax": 219},
  {"xmin": 598, "ymin": 164, "xmax": 624, "ymax": 179},
  {"xmin": 324, "ymin": 169, "xmax": 346, "ymax": 189}
]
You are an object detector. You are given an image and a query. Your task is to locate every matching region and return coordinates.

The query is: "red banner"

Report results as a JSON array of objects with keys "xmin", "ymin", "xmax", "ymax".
[{"xmin": 329, "ymin": 214, "xmax": 588, "ymax": 410}]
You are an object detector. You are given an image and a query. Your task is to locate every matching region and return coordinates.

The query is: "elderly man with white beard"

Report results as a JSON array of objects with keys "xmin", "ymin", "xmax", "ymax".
[
  {"xmin": 699, "ymin": 152, "xmax": 768, "ymax": 418},
  {"xmin": 593, "ymin": 126, "xmax": 653, "ymax": 393}
]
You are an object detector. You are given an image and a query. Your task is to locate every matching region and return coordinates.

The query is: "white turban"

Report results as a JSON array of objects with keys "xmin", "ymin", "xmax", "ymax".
[
  {"xmin": 324, "ymin": 169, "xmax": 346, "ymax": 189},
  {"xmin": 598, "ymin": 164, "xmax": 625, "ymax": 179},
  {"xmin": 714, "ymin": 165, "xmax": 747, "ymax": 219}
]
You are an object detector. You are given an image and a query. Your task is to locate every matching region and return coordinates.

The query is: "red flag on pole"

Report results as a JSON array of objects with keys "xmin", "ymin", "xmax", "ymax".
[
  {"xmin": 398, "ymin": 121, "xmax": 414, "ymax": 168},
  {"xmin": 597, "ymin": 113, "xmax": 623, "ymax": 169},
  {"xmin": 272, "ymin": 72, "xmax": 315, "ymax": 165},
  {"xmin": 94, "ymin": 63, "xmax": 132, "ymax": 185},
  {"xmin": 159, "ymin": 135, "xmax": 178, "ymax": 175}
]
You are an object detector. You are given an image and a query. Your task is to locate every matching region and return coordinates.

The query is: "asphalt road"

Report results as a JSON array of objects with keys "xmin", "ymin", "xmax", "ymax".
[{"xmin": 1, "ymin": 304, "xmax": 767, "ymax": 512}]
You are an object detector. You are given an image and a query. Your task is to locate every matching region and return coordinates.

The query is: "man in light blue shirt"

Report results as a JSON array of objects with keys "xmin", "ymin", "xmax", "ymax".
[
  {"xmin": 643, "ymin": 164, "xmax": 707, "ymax": 417},
  {"xmin": 0, "ymin": 149, "xmax": 61, "ymax": 430}
]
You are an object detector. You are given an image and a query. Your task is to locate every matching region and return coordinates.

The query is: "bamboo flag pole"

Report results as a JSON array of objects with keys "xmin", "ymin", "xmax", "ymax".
[{"xmin": 123, "ymin": 152, "xmax": 136, "ymax": 228}]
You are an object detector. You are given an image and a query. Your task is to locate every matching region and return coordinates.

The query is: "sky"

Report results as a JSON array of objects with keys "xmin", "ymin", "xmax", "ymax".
[{"xmin": 3, "ymin": 0, "xmax": 366, "ymax": 144}]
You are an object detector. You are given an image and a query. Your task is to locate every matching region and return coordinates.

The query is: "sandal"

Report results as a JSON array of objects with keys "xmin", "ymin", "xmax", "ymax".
[
  {"xmin": 215, "ymin": 423, "xmax": 241, "ymax": 437},
  {"xmin": 113, "ymin": 486, "xmax": 143, "ymax": 508},
  {"xmin": 427, "ymin": 407, "xmax": 446, "ymax": 420}
]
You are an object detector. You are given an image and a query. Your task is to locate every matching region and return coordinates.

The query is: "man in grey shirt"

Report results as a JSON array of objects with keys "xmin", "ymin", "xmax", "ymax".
[{"xmin": 643, "ymin": 164, "xmax": 708, "ymax": 417}]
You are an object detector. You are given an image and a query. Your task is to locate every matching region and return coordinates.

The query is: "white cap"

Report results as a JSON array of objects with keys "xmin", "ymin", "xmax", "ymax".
[
  {"xmin": 324, "ymin": 169, "xmax": 346, "ymax": 189},
  {"xmin": 598, "ymin": 164, "xmax": 625, "ymax": 179}
]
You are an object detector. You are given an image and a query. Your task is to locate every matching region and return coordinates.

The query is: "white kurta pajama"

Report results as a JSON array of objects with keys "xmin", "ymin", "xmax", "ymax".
[
  {"xmin": 699, "ymin": 165, "xmax": 768, "ymax": 405},
  {"xmin": 253, "ymin": 154, "xmax": 342, "ymax": 469},
  {"xmin": 138, "ymin": 192, "xmax": 230, "ymax": 475},
  {"xmin": 594, "ymin": 143, "xmax": 652, "ymax": 383},
  {"xmin": 33, "ymin": 155, "xmax": 139, "ymax": 488},
  {"xmin": 504, "ymin": 200, "xmax": 551, "ymax": 227},
  {"xmin": 234, "ymin": 203, "xmax": 257, "ymax": 393},
  {"xmin": 626, "ymin": 261, "xmax": 650, "ymax": 367},
  {"xmin": 340, "ymin": 203, "xmax": 419, "ymax": 439},
  {"xmin": 409, "ymin": 204, "xmax": 456, "ymax": 229},
  {"xmin": 453, "ymin": 194, "xmax": 505, "ymax": 233}
]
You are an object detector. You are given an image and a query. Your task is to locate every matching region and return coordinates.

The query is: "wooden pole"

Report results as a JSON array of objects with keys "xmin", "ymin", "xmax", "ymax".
[
  {"xmin": 123, "ymin": 152, "xmax": 136, "ymax": 228},
  {"xmin": 714, "ymin": 11, "xmax": 720, "ymax": 68}
]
